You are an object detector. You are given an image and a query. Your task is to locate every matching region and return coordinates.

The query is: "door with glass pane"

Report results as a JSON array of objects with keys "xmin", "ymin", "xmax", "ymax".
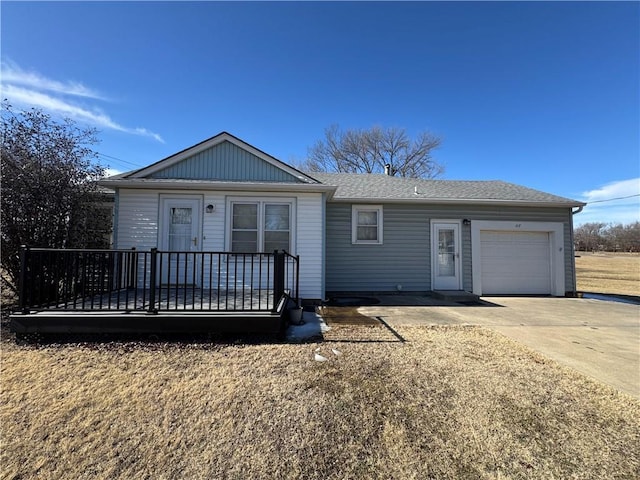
[
  {"xmin": 160, "ymin": 197, "xmax": 201, "ymax": 285},
  {"xmin": 432, "ymin": 222, "xmax": 461, "ymax": 290}
]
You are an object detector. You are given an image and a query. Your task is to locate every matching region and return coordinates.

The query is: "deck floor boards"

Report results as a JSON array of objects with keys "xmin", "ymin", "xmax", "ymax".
[{"xmin": 45, "ymin": 288, "xmax": 276, "ymax": 312}]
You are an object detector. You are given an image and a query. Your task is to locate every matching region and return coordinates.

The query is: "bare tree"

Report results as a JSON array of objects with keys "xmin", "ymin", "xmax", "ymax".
[
  {"xmin": 574, "ymin": 222, "xmax": 607, "ymax": 251},
  {"xmin": 1, "ymin": 103, "xmax": 110, "ymax": 295},
  {"xmin": 574, "ymin": 222, "xmax": 640, "ymax": 252},
  {"xmin": 304, "ymin": 125, "xmax": 443, "ymax": 178}
]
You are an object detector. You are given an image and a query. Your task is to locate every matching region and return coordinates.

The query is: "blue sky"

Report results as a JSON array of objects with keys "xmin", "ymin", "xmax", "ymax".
[{"xmin": 2, "ymin": 1, "xmax": 638, "ymax": 225}]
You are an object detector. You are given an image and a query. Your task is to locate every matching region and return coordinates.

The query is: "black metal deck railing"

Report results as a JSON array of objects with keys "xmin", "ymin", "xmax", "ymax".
[{"xmin": 18, "ymin": 246, "xmax": 299, "ymax": 313}]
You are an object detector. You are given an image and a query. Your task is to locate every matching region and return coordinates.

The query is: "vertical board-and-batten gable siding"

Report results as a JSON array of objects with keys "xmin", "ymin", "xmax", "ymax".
[
  {"xmin": 148, "ymin": 140, "xmax": 302, "ymax": 182},
  {"xmin": 115, "ymin": 189, "xmax": 324, "ymax": 300},
  {"xmin": 325, "ymin": 203, "xmax": 574, "ymax": 293}
]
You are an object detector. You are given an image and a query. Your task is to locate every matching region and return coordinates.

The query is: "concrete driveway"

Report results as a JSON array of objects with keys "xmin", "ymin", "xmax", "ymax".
[{"xmin": 358, "ymin": 297, "xmax": 640, "ymax": 398}]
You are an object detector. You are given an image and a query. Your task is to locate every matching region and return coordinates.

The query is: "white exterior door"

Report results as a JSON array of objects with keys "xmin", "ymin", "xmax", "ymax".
[
  {"xmin": 160, "ymin": 196, "xmax": 202, "ymax": 285},
  {"xmin": 432, "ymin": 222, "xmax": 461, "ymax": 290}
]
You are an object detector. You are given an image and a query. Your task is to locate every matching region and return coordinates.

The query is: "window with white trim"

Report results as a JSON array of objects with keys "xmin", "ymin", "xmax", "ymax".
[
  {"xmin": 229, "ymin": 199, "xmax": 293, "ymax": 253},
  {"xmin": 352, "ymin": 205, "xmax": 383, "ymax": 244}
]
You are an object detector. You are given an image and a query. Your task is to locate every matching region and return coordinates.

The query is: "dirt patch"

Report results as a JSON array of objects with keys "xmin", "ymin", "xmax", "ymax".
[
  {"xmin": 319, "ymin": 306, "xmax": 380, "ymax": 325},
  {"xmin": 318, "ymin": 306, "xmax": 400, "ymax": 343}
]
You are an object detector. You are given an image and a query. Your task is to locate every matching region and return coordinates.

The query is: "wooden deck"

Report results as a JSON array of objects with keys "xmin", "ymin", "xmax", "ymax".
[
  {"xmin": 12, "ymin": 248, "xmax": 299, "ymax": 337},
  {"xmin": 10, "ymin": 294, "xmax": 288, "ymax": 336},
  {"xmin": 41, "ymin": 287, "xmax": 277, "ymax": 312}
]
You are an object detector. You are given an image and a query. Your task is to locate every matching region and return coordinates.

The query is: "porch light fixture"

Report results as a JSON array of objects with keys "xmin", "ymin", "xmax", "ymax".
[
  {"xmin": 463, "ymin": 219, "xmax": 471, "ymax": 226},
  {"xmin": 206, "ymin": 204, "xmax": 215, "ymax": 213}
]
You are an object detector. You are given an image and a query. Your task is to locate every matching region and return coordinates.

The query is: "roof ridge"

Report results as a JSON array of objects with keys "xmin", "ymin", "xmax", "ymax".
[{"xmin": 306, "ymin": 171, "xmax": 583, "ymax": 206}]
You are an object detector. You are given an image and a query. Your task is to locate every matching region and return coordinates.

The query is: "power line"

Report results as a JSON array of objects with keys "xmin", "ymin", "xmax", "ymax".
[
  {"xmin": 92, "ymin": 151, "xmax": 640, "ymax": 204},
  {"xmin": 96, "ymin": 151, "xmax": 141, "ymax": 168},
  {"xmin": 587, "ymin": 193, "xmax": 640, "ymax": 204}
]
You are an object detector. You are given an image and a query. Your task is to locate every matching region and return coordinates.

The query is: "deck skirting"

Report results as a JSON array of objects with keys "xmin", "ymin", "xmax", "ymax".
[
  {"xmin": 10, "ymin": 296, "xmax": 289, "ymax": 336},
  {"xmin": 10, "ymin": 310, "xmax": 286, "ymax": 335}
]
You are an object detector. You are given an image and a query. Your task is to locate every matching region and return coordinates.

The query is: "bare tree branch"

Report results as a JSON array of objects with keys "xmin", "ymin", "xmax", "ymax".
[
  {"xmin": 575, "ymin": 222, "xmax": 640, "ymax": 252},
  {"xmin": 304, "ymin": 124, "xmax": 443, "ymax": 178}
]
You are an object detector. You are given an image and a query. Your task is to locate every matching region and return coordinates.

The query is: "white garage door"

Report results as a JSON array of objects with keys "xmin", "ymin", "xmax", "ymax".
[{"xmin": 480, "ymin": 230, "xmax": 551, "ymax": 294}]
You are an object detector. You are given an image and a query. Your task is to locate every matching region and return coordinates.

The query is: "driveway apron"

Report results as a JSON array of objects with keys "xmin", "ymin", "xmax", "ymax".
[{"xmin": 358, "ymin": 297, "xmax": 640, "ymax": 398}]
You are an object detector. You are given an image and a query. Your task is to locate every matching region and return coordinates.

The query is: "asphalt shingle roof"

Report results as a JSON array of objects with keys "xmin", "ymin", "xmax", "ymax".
[{"xmin": 308, "ymin": 172, "xmax": 583, "ymax": 206}]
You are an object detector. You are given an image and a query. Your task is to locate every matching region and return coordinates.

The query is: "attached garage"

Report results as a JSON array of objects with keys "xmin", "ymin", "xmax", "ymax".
[
  {"xmin": 480, "ymin": 231, "xmax": 551, "ymax": 294},
  {"xmin": 471, "ymin": 221, "xmax": 567, "ymax": 296}
]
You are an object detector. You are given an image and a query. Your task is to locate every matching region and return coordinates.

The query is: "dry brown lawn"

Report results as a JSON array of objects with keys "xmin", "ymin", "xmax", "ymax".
[
  {"xmin": 2, "ymin": 324, "xmax": 639, "ymax": 480},
  {"xmin": 575, "ymin": 252, "xmax": 640, "ymax": 296}
]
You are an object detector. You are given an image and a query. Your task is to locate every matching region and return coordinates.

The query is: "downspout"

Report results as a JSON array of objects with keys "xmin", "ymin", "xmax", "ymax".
[{"xmin": 569, "ymin": 205, "xmax": 584, "ymax": 297}]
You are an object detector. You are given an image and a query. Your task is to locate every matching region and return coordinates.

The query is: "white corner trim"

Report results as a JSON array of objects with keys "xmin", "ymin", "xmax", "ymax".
[{"xmin": 470, "ymin": 220, "xmax": 565, "ymax": 296}]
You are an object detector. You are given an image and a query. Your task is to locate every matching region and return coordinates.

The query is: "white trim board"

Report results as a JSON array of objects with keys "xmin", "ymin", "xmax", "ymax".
[{"xmin": 470, "ymin": 220, "xmax": 565, "ymax": 296}]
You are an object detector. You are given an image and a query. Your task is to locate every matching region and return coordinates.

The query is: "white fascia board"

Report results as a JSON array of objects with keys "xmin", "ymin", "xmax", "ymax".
[
  {"xmin": 327, "ymin": 197, "xmax": 584, "ymax": 208},
  {"xmin": 98, "ymin": 178, "xmax": 337, "ymax": 195},
  {"xmin": 128, "ymin": 132, "xmax": 319, "ymax": 184}
]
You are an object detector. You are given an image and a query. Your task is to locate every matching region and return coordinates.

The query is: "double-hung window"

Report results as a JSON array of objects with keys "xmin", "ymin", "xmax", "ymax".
[
  {"xmin": 230, "ymin": 199, "xmax": 293, "ymax": 253},
  {"xmin": 352, "ymin": 205, "xmax": 383, "ymax": 244}
]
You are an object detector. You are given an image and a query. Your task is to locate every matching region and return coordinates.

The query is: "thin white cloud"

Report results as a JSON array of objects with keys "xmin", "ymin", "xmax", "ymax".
[
  {"xmin": 1, "ymin": 60, "xmax": 106, "ymax": 100},
  {"xmin": 1, "ymin": 61, "xmax": 164, "ymax": 143},
  {"xmin": 575, "ymin": 178, "xmax": 640, "ymax": 226},
  {"xmin": 133, "ymin": 127, "xmax": 164, "ymax": 144},
  {"xmin": 582, "ymin": 178, "xmax": 640, "ymax": 203}
]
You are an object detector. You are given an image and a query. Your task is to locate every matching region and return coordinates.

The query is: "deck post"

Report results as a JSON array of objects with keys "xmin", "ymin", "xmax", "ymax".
[
  {"xmin": 295, "ymin": 254, "xmax": 300, "ymax": 303},
  {"xmin": 148, "ymin": 248, "xmax": 158, "ymax": 313},
  {"xmin": 272, "ymin": 250, "xmax": 285, "ymax": 312},
  {"xmin": 128, "ymin": 247, "xmax": 137, "ymax": 289},
  {"xmin": 18, "ymin": 245, "xmax": 29, "ymax": 314}
]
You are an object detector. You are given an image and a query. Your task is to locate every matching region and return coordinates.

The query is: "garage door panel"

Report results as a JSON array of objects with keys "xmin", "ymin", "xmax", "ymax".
[{"xmin": 480, "ymin": 231, "xmax": 551, "ymax": 295}]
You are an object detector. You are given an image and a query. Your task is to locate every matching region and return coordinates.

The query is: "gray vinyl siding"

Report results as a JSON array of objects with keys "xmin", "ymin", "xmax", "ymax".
[
  {"xmin": 325, "ymin": 203, "xmax": 575, "ymax": 294},
  {"xmin": 326, "ymin": 204, "xmax": 431, "ymax": 293},
  {"xmin": 150, "ymin": 140, "xmax": 301, "ymax": 182}
]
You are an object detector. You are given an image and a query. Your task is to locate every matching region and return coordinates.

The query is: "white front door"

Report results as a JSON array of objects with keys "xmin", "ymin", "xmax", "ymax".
[
  {"xmin": 160, "ymin": 196, "xmax": 202, "ymax": 285},
  {"xmin": 432, "ymin": 222, "xmax": 462, "ymax": 290}
]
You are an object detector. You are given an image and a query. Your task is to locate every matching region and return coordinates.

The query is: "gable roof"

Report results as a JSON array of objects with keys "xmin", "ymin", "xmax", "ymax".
[
  {"xmin": 118, "ymin": 132, "xmax": 319, "ymax": 184},
  {"xmin": 99, "ymin": 131, "xmax": 583, "ymax": 207},
  {"xmin": 309, "ymin": 172, "xmax": 585, "ymax": 207}
]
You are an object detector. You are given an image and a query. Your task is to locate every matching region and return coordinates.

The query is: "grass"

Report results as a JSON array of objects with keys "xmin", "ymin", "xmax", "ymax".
[
  {"xmin": 1, "ymin": 252, "xmax": 638, "ymax": 478},
  {"xmin": 2, "ymin": 324, "xmax": 639, "ymax": 479},
  {"xmin": 575, "ymin": 252, "xmax": 640, "ymax": 297}
]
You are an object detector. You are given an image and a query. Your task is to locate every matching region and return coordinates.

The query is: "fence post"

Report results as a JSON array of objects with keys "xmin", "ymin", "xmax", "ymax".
[
  {"xmin": 295, "ymin": 254, "xmax": 300, "ymax": 303},
  {"xmin": 128, "ymin": 247, "xmax": 137, "ymax": 289},
  {"xmin": 148, "ymin": 248, "xmax": 158, "ymax": 313},
  {"xmin": 272, "ymin": 250, "xmax": 285, "ymax": 312},
  {"xmin": 18, "ymin": 245, "xmax": 29, "ymax": 314}
]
